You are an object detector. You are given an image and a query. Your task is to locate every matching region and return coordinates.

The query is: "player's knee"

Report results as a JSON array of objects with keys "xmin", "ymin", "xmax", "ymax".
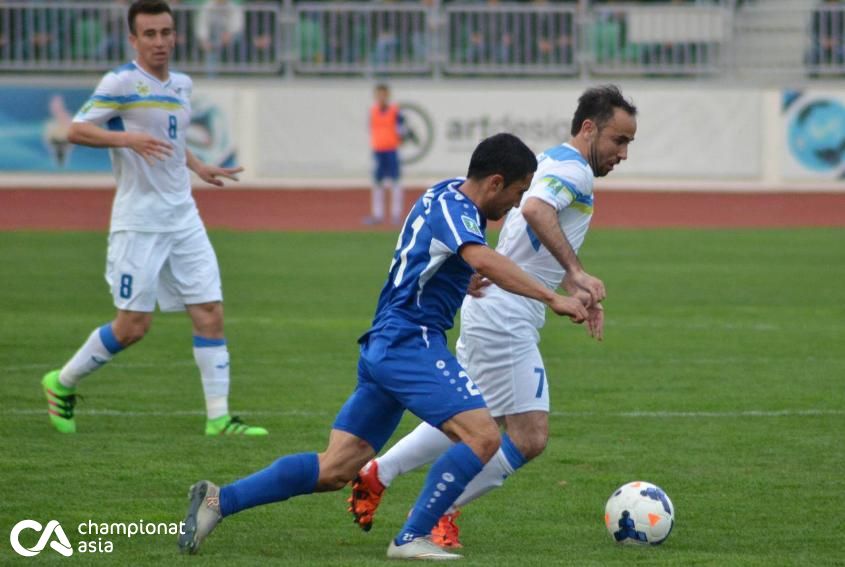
[
  {"xmin": 190, "ymin": 302, "xmax": 224, "ymax": 336},
  {"xmin": 468, "ymin": 424, "xmax": 501, "ymax": 463},
  {"xmin": 509, "ymin": 427, "xmax": 549, "ymax": 461},
  {"xmin": 517, "ymin": 432, "xmax": 548, "ymax": 461},
  {"xmin": 112, "ymin": 319, "xmax": 150, "ymax": 346}
]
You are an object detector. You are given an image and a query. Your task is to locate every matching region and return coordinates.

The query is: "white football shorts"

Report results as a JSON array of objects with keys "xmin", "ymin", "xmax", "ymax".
[
  {"xmin": 105, "ymin": 226, "xmax": 222, "ymax": 312},
  {"xmin": 456, "ymin": 325, "xmax": 549, "ymax": 418}
]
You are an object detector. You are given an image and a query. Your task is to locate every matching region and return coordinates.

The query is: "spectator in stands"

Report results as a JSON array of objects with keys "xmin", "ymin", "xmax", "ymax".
[
  {"xmin": 245, "ymin": 0, "xmax": 277, "ymax": 64},
  {"xmin": 195, "ymin": 0, "xmax": 244, "ymax": 76},
  {"xmin": 590, "ymin": 1, "xmax": 638, "ymax": 66},
  {"xmin": 298, "ymin": 10, "xmax": 325, "ymax": 65},
  {"xmin": 95, "ymin": 0, "xmax": 130, "ymax": 61},
  {"xmin": 807, "ymin": 0, "xmax": 845, "ymax": 71},
  {"xmin": 373, "ymin": 28, "xmax": 399, "ymax": 67},
  {"xmin": 533, "ymin": 0, "xmax": 574, "ymax": 66},
  {"xmin": 12, "ymin": 0, "xmax": 62, "ymax": 62}
]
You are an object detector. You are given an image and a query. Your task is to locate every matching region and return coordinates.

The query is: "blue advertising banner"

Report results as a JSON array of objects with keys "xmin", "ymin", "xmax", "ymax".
[
  {"xmin": 0, "ymin": 86, "xmax": 237, "ymax": 172},
  {"xmin": 782, "ymin": 90, "xmax": 845, "ymax": 180},
  {"xmin": 0, "ymin": 87, "xmax": 112, "ymax": 172}
]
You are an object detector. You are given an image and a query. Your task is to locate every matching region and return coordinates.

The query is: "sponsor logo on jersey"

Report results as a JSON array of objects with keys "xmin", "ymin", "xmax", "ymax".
[
  {"xmin": 135, "ymin": 81, "xmax": 151, "ymax": 97},
  {"xmin": 461, "ymin": 215, "xmax": 482, "ymax": 237}
]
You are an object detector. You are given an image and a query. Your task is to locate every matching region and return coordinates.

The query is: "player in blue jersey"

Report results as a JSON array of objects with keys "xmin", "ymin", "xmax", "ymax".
[
  {"xmin": 40, "ymin": 0, "xmax": 266, "ymax": 436},
  {"xmin": 349, "ymin": 85, "xmax": 637, "ymax": 549},
  {"xmin": 178, "ymin": 133, "xmax": 589, "ymax": 560}
]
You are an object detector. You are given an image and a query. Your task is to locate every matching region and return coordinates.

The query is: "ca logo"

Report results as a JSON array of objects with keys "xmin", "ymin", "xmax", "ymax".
[{"xmin": 10, "ymin": 519, "xmax": 73, "ymax": 557}]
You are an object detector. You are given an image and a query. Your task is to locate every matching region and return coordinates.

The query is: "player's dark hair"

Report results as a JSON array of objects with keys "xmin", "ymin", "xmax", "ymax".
[
  {"xmin": 128, "ymin": 0, "xmax": 173, "ymax": 35},
  {"xmin": 375, "ymin": 83, "xmax": 389, "ymax": 92},
  {"xmin": 570, "ymin": 85, "xmax": 637, "ymax": 137},
  {"xmin": 467, "ymin": 133, "xmax": 537, "ymax": 188}
]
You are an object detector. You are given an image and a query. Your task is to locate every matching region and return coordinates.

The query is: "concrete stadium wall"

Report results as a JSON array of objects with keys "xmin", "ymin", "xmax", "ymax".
[{"xmin": 1, "ymin": 79, "xmax": 843, "ymax": 191}]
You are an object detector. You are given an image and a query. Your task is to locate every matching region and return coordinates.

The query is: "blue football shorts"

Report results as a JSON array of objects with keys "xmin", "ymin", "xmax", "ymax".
[
  {"xmin": 333, "ymin": 319, "xmax": 487, "ymax": 452},
  {"xmin": 373, "ymin": 150, "xmax": 400, "ymax": 183}
]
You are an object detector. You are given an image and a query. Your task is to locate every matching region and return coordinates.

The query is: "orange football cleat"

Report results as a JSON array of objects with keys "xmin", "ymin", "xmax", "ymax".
[
  {"xmin": 347, "ymin": 460, "xmax": 385, "ymax": 532},
  {"xmin": 431, "ymin": 510, "xmax": 463, "ymax": 549}
]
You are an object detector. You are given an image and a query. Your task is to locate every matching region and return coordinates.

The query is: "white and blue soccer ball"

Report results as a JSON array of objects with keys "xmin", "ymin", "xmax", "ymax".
[{"xmin": 604, "ymin": 481, "xmax": 675, "ymax": 545}]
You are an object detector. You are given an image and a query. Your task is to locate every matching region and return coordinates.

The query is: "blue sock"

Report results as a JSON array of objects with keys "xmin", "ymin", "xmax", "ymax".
[
  {"xmin": 395, "ymin": 442, "xmax": 484, "ymax": 545},
  {"xmin": 500, "ymin": 433, "xmax": 527, "ymax": 470},
  {"xmin": 219, "ymin": 453, "xmax": 319, "ymax": 517},
  {"xmin": 98, "ymin": 323, "xmax": 125, "ymax": 354}
]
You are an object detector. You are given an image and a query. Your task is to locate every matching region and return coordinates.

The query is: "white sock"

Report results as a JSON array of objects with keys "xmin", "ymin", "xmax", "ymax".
[
  {"xmin": 451, "ymin": 446, "xmax": 516, "ymax": 510},
  {"xmin": 376, "ymin": 421, "xmax": 454, "ymax": 487},
  {"xmin": 59, "ymin": 324, "xmax": 123, "ymax": 388},
  {"xmin": 192, "ymin": 338, "xmax": 230, "ymax": 420},
  {"xmin": 371, "ymin": 183, "xmax": 385, "ymax": 220},
  {"xmin": 389, "ymin": 181, "xmax": 404, "ymax": 224}
]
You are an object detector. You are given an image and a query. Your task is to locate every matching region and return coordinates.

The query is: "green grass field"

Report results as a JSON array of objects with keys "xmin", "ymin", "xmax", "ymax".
[{"xmin": 2, "ymin": 228, "xmax": 844, "ymax": 566}]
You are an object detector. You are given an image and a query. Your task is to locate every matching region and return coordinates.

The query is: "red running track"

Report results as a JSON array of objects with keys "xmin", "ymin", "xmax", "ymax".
[{"xmin": 1, "ymin": 188, "xmax": 844, "ymax": 230}]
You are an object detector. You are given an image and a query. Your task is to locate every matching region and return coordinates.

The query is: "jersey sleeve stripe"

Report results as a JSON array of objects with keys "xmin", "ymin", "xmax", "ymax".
[
  {"xmin": 542, "ymin": 174, "xmax": 581, "ymax": 201},
  {"xmin": 439, "ymin": 197, "xmax": 464, "ymax": 247}
]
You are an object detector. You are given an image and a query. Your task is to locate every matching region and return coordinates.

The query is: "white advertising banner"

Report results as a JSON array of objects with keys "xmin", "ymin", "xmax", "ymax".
[
  {"xmin": 781, "ymin": 90, "xmax": 845, "ymax": 181},
  {"xmin": 248, "ymin": 84, "xmax": 763, "ymax": 182}
]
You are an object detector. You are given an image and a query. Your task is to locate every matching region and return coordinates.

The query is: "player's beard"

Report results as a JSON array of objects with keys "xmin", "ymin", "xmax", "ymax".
[{"xmin": 588, "ymin": 140, "xmax": 605, "ymax": 177}]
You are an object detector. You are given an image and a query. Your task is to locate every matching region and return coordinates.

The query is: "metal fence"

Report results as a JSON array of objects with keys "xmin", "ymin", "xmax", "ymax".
[
  {"xmin": 0, "ymin": 1, "xmax": 842, "ymax": 80},
  {"xmin": 294, "ymin": 2, "xmax": 431, "ymax": 75},
  {"xmin": 443, "ymin": 4, "xmax": 578, "ymax": 76},
  {"xmin": 585, "ymin": 2, "xmax": 728, "ymax": 76},
  {"xmin": 0, "ymin": 1, "xmax": 282, "ymax": 74}
]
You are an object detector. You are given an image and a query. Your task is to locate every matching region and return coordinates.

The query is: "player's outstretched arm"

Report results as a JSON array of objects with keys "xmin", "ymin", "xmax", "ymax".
[
  {"xmin": 186, "ymin": 149, "xmax": 244, "ymax": 187},
  {"xmin": 522, "ymin": 196, "xmax": 606, "ymax": 305},
  {"xmin": 460, "ymin": 243, "xmax": 587, "ymax": 322},
  {"xmin": 67, "ymin": 122, "xmax": 173, "ymax": 164}
]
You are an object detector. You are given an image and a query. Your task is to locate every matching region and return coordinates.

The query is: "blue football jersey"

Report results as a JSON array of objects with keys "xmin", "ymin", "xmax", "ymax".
[{"xmin": 364, "ymin": 178, "xmax": 488, "ymax": 337}]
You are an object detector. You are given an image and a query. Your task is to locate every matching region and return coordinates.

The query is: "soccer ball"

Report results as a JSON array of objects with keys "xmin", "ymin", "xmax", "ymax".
[{"xmin": 604, "ymin": 481, "xmax": 675, "ymax": 545}]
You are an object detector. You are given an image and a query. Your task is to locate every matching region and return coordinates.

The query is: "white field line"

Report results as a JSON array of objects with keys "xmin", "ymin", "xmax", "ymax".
[{"xmin": 3, "ymin": 408, "xmax": 843, "ymax": 418}]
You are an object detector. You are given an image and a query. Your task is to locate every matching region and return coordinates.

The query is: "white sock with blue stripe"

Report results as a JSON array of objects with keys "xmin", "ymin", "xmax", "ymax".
[
  {"xmin": 59, "ymin": 323, "xmax": 125, "ymax": 388},
  {"xmin": 451, "ymin": 433, "xmax": 527, "ymax": 510},
  {"xmin": 192, "ymin": 336, "xmax": 229, "ymax": 420}
]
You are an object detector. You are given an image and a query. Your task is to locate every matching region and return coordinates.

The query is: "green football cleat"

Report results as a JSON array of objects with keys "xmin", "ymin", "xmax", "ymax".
[
  {"xmin": 42, "ymin": 370, "xmax": 78, "ymax": 434},
  {"xmin": 204, "ymin": 415, "xmax": 268, "ymax": 436}
]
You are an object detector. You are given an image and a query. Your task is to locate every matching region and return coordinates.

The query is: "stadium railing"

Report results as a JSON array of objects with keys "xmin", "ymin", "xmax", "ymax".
[
  {"xmin": 0, "ymin": 1, "xmax": 841, "ymax": 80},
  {"xmin": 0, "ymin": 1, "xmax": 283, "ymax": 74},
  {"xmin": 293, "ymin": 2, "xmax": 432, "ymax": 75},
  {"xmin": 442, "ymin": 3, "xmax": 578, "ymax": 76},
  {"xmin": 585, "ymin": 2, "xmax": 729, "ymax": 76}
]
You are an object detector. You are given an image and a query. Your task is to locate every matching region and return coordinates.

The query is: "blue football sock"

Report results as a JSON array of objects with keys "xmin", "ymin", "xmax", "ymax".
[
  {"xmin": 500, "ymin": 432, "xmax": 527, "ymax": 470},
  {"xmin": 219, "ymin": 453, "xmax": 319, "ymax": 517},
  {"xmin": 395, "ymin": 442, "xmax": 483, "ymax": 545}
]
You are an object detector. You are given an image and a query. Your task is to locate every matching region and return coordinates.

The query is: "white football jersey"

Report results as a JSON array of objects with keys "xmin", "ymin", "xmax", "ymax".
[
  {"xmin": 462, "ymin": 142, "xmax": 595, "ymax": 332},
  {"xmin": 74, "ymin": 61, "xmax": 201, "ymax": 233}
]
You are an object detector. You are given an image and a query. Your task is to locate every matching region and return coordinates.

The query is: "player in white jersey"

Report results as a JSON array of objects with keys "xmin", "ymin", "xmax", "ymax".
[
  {"xmin": 349, "ymin": 85, "xmax": 637, "ymax": 547},
  {"xmin": 40, "ymin": 0, "xmax": 267, "ymax": 437}
]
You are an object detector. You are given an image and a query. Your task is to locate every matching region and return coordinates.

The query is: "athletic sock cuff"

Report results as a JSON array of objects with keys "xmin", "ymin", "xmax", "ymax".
[
  {"xmin": 98, "ymin": 323, "xmax": 124, "ymax": 354},
  {"xmin": 193, "ymin": 335, "xmax": 227, "ymax": 348},
  {"xmin": 501, "ymin": 433, "xmax": 527, "ymax": 470}
]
